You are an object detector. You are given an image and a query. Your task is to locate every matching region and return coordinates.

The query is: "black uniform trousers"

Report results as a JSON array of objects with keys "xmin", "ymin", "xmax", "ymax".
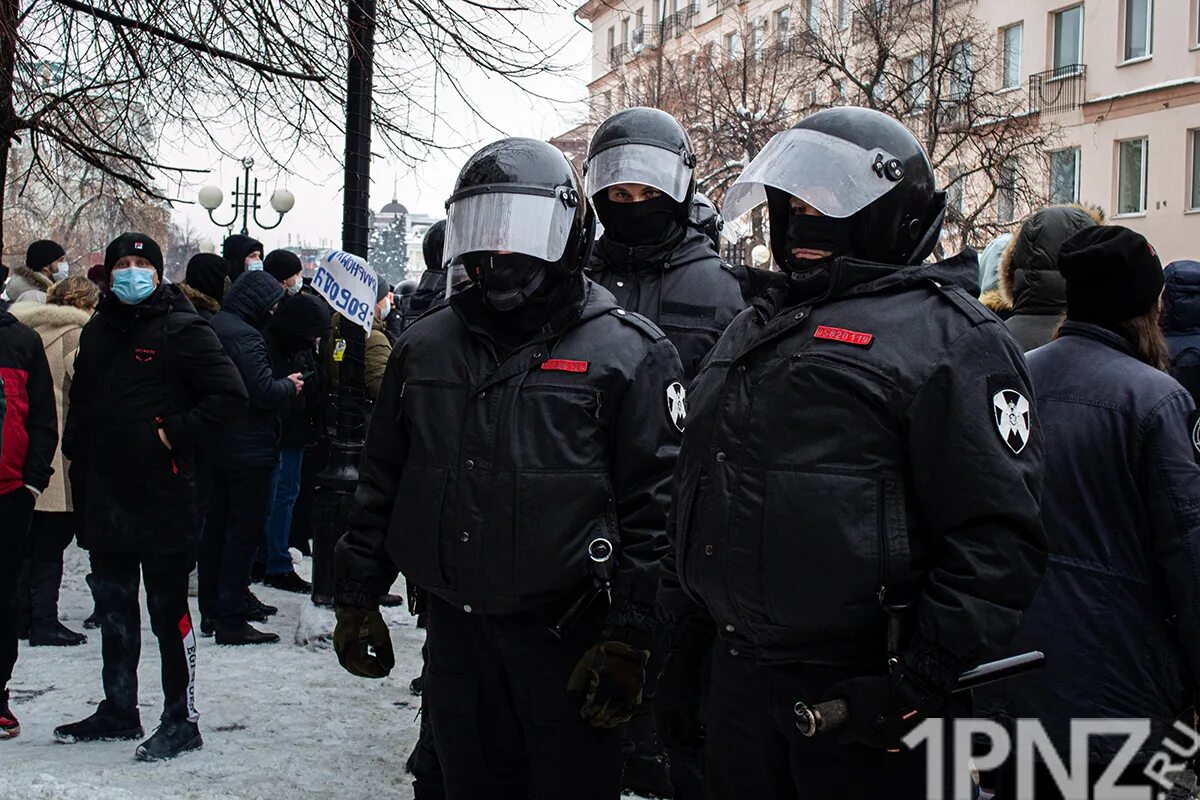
[
  {"xmin": 0, "ymin": 488, "xmax": 35, "ymax": 690},
  {"xmin": 90, "ymin": 549, "xmax": 197, "ymax": 723},
  {"xmin": 424, "ymin": 595, "xmax": 622, "ymax": 800},
  {"xmin": 704, "ymin": 645, "xmax": 966, "ymax": 800},
  {"xmin": 199, "ymin": 466, "xmax": 274, "ymax": 619}
]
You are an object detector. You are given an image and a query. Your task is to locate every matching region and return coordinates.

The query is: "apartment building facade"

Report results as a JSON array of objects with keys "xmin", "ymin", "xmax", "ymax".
[{"xmin": 574, "ymin": 0, "xmax": 1200, "ymax": 262}]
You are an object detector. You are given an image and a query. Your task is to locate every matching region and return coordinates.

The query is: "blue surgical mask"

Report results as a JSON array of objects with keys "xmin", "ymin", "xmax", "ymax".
[
  {"xmin": 111, "ymin": 267, "xmax": 157, "ymax": 305},
  {"xmin": 286, "ymin": 280, "xmax": 302, "ymax": 295},
  {"xmin": 53, "ymin": 261, "xmax": 69, "ymax": 281},
  {"xmin": 247, "ymin": 260, "xmax": 264, "ymax": 272}
]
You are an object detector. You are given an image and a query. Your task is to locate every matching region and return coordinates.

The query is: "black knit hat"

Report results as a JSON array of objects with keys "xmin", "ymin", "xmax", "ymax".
[
  {"xmin": 104, "ymin": 232, "xmax": 164, "ymax": 277},
  {"xmin": 264, "ymin": 249, "xmax": 302, "ymax": 283},
  {"xmin": 27, "ymin": 239, "xmax": 65, "ymax": 270},
  {"xmin": 1058, "ymin": 225, "xmax": 1165, "ymax": 324},
  {"xmin": 186, "ymin": 253, "xmax": 229, "ymax": 303},
  {"xmin": 222, "ymin": 234, "xmax": 264, "ymax": 280}
]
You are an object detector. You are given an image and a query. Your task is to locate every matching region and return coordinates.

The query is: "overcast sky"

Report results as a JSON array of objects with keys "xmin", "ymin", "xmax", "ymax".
[{"xmin": 169, "ymin": 9, "xmax": 592, "ymax": 252}]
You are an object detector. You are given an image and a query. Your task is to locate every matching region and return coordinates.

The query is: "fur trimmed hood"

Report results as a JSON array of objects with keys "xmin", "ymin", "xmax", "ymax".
[
  {"xmin": 4, "ymin": 264, "xmax": 54, "ymax": 301},
  {"xmin": 998, "ymin": 203, "xmax": 1105, "ymax": 315},
  {"xmin": 8, "ymin": 300, "xmax": 92, "ymax": 345},
  {"xmin": 179, "ymin": 282, "xmax": 221, "ymax": 314}
]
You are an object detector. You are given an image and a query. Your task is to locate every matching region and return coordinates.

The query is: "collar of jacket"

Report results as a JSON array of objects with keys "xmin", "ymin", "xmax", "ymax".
[
  {"xmin": 752, "ymin": 249, "xmax": 981, "ymax": 323},
  {"xmin": 96, "ymin": 284, "xmax": 186, "ymax": 330},
  {"xmin": 592, "ymin": 224, "xmax": 709, "ymax": 275},
  {"xmin": 449, "ymin": 276, "xmax": 611, "ymax": 348},
  {"xmin": 1055, "ymin": 320, "xmax": 1136, "ymax": 358}
]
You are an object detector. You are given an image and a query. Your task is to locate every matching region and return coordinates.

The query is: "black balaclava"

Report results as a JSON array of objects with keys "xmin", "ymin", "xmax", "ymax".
[
  {"xmin": 595, "ymin": 194, "xmax": 683, "ymax": 247},
  {"xmin": 784, "ymin": 214, "xmax": 856, "ymax": 270},
  {"xmin": 466, "ymin": 252, "xmax": 551, "ymax": 313}
]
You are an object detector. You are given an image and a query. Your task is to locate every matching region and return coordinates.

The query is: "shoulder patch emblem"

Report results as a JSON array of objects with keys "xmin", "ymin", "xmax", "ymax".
[
  {"xmin": 666, "ymin": 381, "xmax": 687, "ymax": 433},
  {"xmin": 1190, "ymin": 412, "xmax": 1200, "ymax": 462},
  {"xmin": 992, "ymin": 388, "xmax": 1031, "ymax": 455}
]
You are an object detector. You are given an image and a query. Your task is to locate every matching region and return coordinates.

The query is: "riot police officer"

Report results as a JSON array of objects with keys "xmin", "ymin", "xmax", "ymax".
[
  {"xmin": 410, "ymin": 220, "xmax": 448, "ymax": 314},
  {"xmin": 334, "ymin": 138, "xmax": 684, "ymax": 799},
  {"xmin": 658, "ymin": 107, "xmax": 1047, "ymax": 799},
  {"xmin": 585, "ymin": 107, "xmax": 747, "ymax": 382}
]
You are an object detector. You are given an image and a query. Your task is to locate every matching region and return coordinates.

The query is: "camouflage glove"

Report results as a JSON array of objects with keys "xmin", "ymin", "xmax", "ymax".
[
  {"xmin": 333, "ymin": 607, "xmax": 395, "ymax": 679},
  {"xmin": 568, "ymin": 638, "xmax": 651, "ymax": 728}
]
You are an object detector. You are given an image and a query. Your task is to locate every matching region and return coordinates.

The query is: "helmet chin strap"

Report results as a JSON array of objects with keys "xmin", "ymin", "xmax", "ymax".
[{"xmin": 482, "ymin": 255, "xmax": 549, "ymax": 312}]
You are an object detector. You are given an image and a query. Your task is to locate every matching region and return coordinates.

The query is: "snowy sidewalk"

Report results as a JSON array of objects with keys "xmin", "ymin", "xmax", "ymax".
[{"xmin": 1, "ymin": 544, "xmax": 426, "ymax": 799}]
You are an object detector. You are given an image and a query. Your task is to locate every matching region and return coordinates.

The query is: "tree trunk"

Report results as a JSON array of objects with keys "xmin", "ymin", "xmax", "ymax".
[{"xmin": 0, "ymin": 0, "xmax": 21, "ymax": 254}]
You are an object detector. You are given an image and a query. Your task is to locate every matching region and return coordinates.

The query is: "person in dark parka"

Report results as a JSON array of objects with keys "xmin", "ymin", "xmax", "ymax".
[
  {"xmin": 221, "ymin": 234, "xmax": 264, "ymax": 283},
  {"xmin": 178, "ymin": 253, "xmax": 227, "ymax": 321},
  {"xmin": 1161, "ymin": 259, "xmax": 1200, "ymax": 404},
  {"xmin": 979, "ymin": 226, "xmax": 1200, "ymax": 799},
  {"xmin": 55, "ymin": 232, "xmax": 246, "ymax": 761},
  {"xmin": 997, "ymin": 203, "xmax": 1103, "ymax": 351},
  {"xmin": 200, "ymin": 270, "xmax": 302, "ymax": 645}
]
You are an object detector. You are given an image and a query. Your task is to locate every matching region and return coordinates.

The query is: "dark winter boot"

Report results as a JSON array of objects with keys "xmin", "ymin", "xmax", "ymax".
[
  {"xmin": 0, "ymin": 689, "xmax": 19, "ymax": 738},
  {"xmin": 621, "ymin": 711, "xmax": 675, "ymax": 798},
  {"xmin": 28, "ymin": 560, "xmax": 86, "ymax": 646},
  {"xmin": 214, "ymin": 619, "xmax": 279, "ymax": 645},
  {"xmin": 199, "ymin": 617, "xmax": 215, "ymax": 637},
  {"xmin": 54, "ymin": 701, "xmax": 143, "ymax": 743},
  {"xmin": 250, "ymin": 562, "xmax": 267, "ymax": 583},
  {"xmin": 135, "ymin": 719, "xmax": 203, "ymax": 761},
  {"xmin": 82, "ymin": 610, "xmax": 100, "ymax": 629},
  {"xmin": 262, "ymin": 570, "xmax": 311, "ymax": 594},
  {"xmin": 245, "ymin": 591, "xmax": 277, "ymax": 617}
]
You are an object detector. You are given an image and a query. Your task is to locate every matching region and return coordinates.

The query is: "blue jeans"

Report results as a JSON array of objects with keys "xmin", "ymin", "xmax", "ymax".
[{"xmin": 262, "ymin": 449, "xmax": 304, "ymax": 575}]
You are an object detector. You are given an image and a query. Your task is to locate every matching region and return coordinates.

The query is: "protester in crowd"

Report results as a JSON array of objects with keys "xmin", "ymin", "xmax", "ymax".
[
  {"xmin": 409, "ymin": 221, "xmax": 448, "ymax": 317},
  {"xmin": 264, "ymin": 249, "xmax": 303, "ymax": 295},
  {"xmin": 86, "ymin": 265, "xmax": 107, "ymax": 292},
  {"xmin": 0, "ymin": 308, "xmax": 57, "ymax": 739},
  {"xmin": 55, "ymin": 232, "xmax": 246, "ymax": 761},
  {"xmin": 7, "ymin": 240, "xmax": 68, "ymax": 304},
  {"xmin": 1160, "ymin": 259, "xmax": 1200, "ymax": 404},
  {"xmin": 179, "ymin": 253, "xmax": 228, "ymax": 322},
  {"xmin": 999, "ymin": 204, "xmax": 1103, "ymax": 351},
  {"xmin": 221, "ymin": 234, "xmax": 264, "ymax": 283},
  {"xmin": 365, "ymin": 282, "xmax": 392, "ymax": 401},
  {"xmin": 979, "ymin": 226, "xmax": 1200, "ymax": 798},
  {"xmin": 201, "ymin": 270, "xmax": 301, "ymax": 645},
  {"xmin": 257, "ymin": 293, "xmax": 331, "ymax": 594},
  {"xmin": 9, "ymin": 277, "xmax": 99, "ymax": 647},
  {"xmin": 977, "ymin": 232, "xmax": 1013, "ymax": 318},
  {"xmin": 0, "ymin": 264, "xmax": 10, "ymax": 311}
]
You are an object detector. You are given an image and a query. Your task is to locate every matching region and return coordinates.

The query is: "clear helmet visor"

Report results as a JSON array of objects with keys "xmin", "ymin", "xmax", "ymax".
[
  {"xmin": 722, "ymin": 128, "xmax": 905, "ymax": 222},
  {"xmin": 443, "ymin": 189, "xmax": 577, "ymax": 267},
  {"xmin": 585, "ymin": 142, "xmax": 692, "ymax": 203}
]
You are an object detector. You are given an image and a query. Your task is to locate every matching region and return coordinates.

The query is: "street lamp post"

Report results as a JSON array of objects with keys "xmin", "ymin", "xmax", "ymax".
[{"xmin": 198, "ymin": 157, "xmax": 296, "ymax": 235}]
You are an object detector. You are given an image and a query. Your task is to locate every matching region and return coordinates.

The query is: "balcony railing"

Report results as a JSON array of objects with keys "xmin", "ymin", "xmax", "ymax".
[
  {"xmin": 1028, "ymin": 64, "xmax": 1087, "ymax": 115},
  {"xmin": 662, "ymin": 4, "xmax": 699, "ymax": 38},
  {"xmin": 608, "ymin": 43, "xmax": 629, "ymax": 68},
  {"xmin": 631, "ymin": 24, "xmax": 660, "ymax": 52}
]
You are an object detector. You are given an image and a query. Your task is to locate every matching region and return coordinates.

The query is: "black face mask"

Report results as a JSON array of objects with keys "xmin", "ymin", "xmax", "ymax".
[
  {"xmin": 596, "ymin": 194, "xmax": 682, "ymax": 247},
  {"xmin": 466, "ymin": 252, "xmax": 550, "ymax": 312},
  {"xmin": 785, "ymin": 213, "xmax": 856, "ymax": 270}
]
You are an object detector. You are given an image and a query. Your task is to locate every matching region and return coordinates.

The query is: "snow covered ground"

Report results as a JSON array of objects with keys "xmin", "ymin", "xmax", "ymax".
[{"xmin": 1, "ymin": 543, "xmax": 427, "ymax": 799}]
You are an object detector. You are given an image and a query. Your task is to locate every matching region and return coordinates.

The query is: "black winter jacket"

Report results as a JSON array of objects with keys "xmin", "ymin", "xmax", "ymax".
[
  {"xmin": 587, "ymin": 227, "xmax": 747, "ymax": 381},
  {"xmin": 977, "ymin": 322, "xmax": 1200, "ymax": 764},
  {"xmin": 1163, "ymin": 260, "xmax": 1200, "ymax": 404},
  {"xmin": 63, "ymin": 285, "xmax": 246, "ymax": 552},
  {"xmin": 659, "ymin": 253, "xmax": 1047, "ymax": 668},
  {"xmin": 336, "ymin": 277, "xmax": 683, "ymax": 625},
  {"xmin": 266, "ymin": 294, "xmax": 332, "ymax": 450},
  {"xmin": 208, "ymin": 272, "xmax": 294, "ymax": 469},
  {"xmin": 0, "ymin": 311, "xmax": 57, "ymax": 495}
]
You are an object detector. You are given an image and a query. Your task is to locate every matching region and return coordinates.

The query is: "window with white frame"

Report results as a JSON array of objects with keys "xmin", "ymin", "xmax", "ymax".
[
  {"xmin": 1190, "ymin": 130, "xmax": 1200, "ymax": 210},
  {"xmin": 753, "ymin": 19, "xmax": 766, "ymax": 60},
  {"xmin": 804, "ymin": 0, "xmax": 819, "ymax": 32},
  {"xmin": 998, "ymin": 159, "xmax": 1019, "ymax": 223},
  {"xmin": 1001, "ymin": 23, "xmax": 1023, "ymax": 89},
  {"xmin": 949, "ymin": 42, "xmax": 973, "ymax": 101},
  {"xmin": 725, "ymin": 31, "xmax": 740, "ymax": 60},
  {"xmin": 946, "ymin": 166, "xmax": 966, "ymax": 217},
  {"xmin": 636, "ymin": 8, "xmax": 645, "ymax": 27},
  {"xmin": 621, "ymin": 17, "xmax": 630, "ymax": 45},
  {"xmin": 838, "ymin": 0, "xmax": 850, "ymax": 30},
  {"xmin": 1117, "ymin": 137, "xmax": 1148, "ymax": 215},
  {"xmin": 1053, "ymin": 6, "xmax": 1083, "ymax": 71},
  {"xmin": 908, "ymin": 55, "xmax": 929, "ymax": 109},
  {"xmin": 775, "ymin": 7, "xmax": 790, "ymax": 45},
  {"xmin": 607, "ymin": 26, "xmax": 615, "ymax": 53},
  {"xmin": 1124, "ymin": 0, "xmax": 1153, "ymax": 61},
  {"xmin": 1049, "ymin": 147, "xmax": 1080, "ymax": 204}
]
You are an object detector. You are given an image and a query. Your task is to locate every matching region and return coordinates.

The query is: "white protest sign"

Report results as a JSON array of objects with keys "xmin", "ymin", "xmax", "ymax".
[{"xmin": 312, "ymin": 249, "xmax": 379, "ymax": 332}]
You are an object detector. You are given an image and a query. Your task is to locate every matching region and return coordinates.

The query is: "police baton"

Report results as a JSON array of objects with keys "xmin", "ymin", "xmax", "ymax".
[
  {"xmin": 793, "ymin": 651, "xmax": 1045, "ymax": 737},
  {"xmin": 548, "ymin": 538, "xmax": 615, "ymax": 640}
]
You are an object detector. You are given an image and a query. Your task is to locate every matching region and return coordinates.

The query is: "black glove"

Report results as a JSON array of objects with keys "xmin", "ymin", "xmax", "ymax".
[
  {"xmin": 822, "ymin": 639, "xmax": 960, "ymax": 750},
  {"xmin": 333, "ymin": 607, "xmax": 396, "ymax": 679},
  {"xmin": 568, "ymin": 634, "xmax": 651, "ymax": 729},
  {"xmin": 654, "ymin": 647, "xmax": 706, "ymax": 750}
]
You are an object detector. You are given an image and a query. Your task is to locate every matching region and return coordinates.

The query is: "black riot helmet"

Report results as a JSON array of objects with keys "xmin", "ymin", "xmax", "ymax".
[
  {"xmin": 723, "ymin": 107, "xmax": 946, "ymax": 267},
  {"xmin": 585, "ymin": 107, "xmax": 697, "ymax": 221},
  {"xmin": 396, "ymin": 279, "xmax": 418, "ymax": 297},
  {"xmin": 444, "ymin": 138, "xmax": 593, "ymax": 278},
  {"xmin": 421, "ymin": 220, "xmax": 446, "ymax": 272},
  {"xmin": 690, "ymin": 192, "xmax": 725, "ymax": 250}
]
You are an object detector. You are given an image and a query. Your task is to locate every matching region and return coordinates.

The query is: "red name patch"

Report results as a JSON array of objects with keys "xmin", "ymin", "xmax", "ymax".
[
  {"xmin": 813, "ymin": 326, "xmax": 874, "ymax": 347},
  {"xmin": 540, "ymin": 359, "xmax": 589, "ymax": 373}
]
